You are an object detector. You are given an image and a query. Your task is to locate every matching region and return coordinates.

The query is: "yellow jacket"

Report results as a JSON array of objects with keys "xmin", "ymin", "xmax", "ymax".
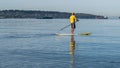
[{"xmin": 69, "ymin": 15, "xmax": 77, "ymax": 24}]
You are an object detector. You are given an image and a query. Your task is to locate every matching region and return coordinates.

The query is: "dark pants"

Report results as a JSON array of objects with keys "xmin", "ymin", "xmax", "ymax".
[{"xmin": 71, "ymin": 23, "xmax": 76, "ymax": 29}]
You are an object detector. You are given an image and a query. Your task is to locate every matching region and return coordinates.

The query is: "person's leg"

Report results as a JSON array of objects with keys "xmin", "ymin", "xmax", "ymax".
[
  {"xmin": 71, "ymin": 28, "xmax": 73, "ymax": 34},
  {"xmin": 71, "ymin": 24, "xmax": 74, "ymax": 34},
  {"xmin": 72, "ymin": 23, "xmax": 76, "ymax": 34},
  {"xmin": 74, "ymin": 23, "xmax": 76, "ymax": 29}
]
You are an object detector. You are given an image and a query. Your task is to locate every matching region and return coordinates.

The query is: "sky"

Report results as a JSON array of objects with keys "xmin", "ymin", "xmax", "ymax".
[{"xmin": 0, "ymin": 0, "xmax": 120, "ymax": 16}]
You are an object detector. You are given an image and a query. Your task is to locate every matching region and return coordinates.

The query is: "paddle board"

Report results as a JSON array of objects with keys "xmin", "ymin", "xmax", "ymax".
[
  {"xmin": 56, "ymin": 32, "xmax": 91, "ymax": 36},
  {"xmin": 56, "ymin": 34, "xmax": 77, "ymax": 36}
]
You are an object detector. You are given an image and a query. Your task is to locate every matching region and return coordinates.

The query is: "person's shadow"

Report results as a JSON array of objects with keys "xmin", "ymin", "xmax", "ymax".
[{"xmin": 69, "ymin": 35, "xmax": 76, "ymax": 68}]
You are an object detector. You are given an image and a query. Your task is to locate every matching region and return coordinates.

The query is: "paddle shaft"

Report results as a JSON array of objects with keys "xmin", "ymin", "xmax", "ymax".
[{"xmin": 57, "ymin": 24, "xmax": 71, "ymax": 32}]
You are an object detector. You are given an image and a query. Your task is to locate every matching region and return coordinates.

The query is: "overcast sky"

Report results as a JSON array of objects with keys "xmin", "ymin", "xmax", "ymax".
[{"xmin": 0, "ymin": 0, "xmax": 120, "ymax": 16}]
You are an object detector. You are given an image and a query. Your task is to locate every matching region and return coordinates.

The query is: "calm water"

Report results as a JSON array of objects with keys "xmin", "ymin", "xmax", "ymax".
[{"xmin": 0, "ymin": 19, "xmax": 120, "ymax": 68}]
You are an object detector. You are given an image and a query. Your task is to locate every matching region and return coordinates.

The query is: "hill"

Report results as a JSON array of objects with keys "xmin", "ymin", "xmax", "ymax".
[{"xmin": 0, "ymin": 10, "xmax": 107, "ymax": 19}]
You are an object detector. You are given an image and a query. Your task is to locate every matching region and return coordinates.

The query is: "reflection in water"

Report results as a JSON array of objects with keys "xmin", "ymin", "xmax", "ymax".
[{"xmin": 70, "ymin": 35, "xmax": 76, "ymax": 68}]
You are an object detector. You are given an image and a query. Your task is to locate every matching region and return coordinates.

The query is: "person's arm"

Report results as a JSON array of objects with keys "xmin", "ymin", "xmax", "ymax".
[
  {"xmin": 76, "ymin": 18, "xmax": 79, "ymax": 22},
  {"xmin": 74, "ymin": 16, "xmax": 79, "ymax": 22}
]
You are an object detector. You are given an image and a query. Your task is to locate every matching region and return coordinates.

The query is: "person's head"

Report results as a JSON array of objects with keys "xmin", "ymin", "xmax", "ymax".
[{"xmin": 72, "ymin": 12, "xmax": 75, "ymax": 15}]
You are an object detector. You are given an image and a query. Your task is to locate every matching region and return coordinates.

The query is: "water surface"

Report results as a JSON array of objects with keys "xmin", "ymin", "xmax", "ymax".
[{"xmin": 0, "ymin": 19, "xmax": 120, "ymax": 68}]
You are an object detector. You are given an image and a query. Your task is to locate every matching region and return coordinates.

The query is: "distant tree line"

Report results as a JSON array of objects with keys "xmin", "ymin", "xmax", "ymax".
[{"xmin": 0, "ymin": 10, "xmax": 107, "ymax": 19}]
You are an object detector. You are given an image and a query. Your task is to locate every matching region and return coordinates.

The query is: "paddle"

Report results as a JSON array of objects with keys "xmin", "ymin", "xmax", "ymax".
[{"xmin": 57, "ymin": 24, "xmax": 71, "ymax": 33}]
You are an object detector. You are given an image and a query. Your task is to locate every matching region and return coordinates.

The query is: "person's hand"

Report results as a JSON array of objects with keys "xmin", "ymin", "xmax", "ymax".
[{"xmin": 76, "ymin": 19, "xmax": 79, "ymax": 22}]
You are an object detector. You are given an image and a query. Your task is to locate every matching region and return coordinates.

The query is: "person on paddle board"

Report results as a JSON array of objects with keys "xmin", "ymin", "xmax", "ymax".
[{"xmin": 69, "ymin": 12, "xmax": 78, "ymax": 34}]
